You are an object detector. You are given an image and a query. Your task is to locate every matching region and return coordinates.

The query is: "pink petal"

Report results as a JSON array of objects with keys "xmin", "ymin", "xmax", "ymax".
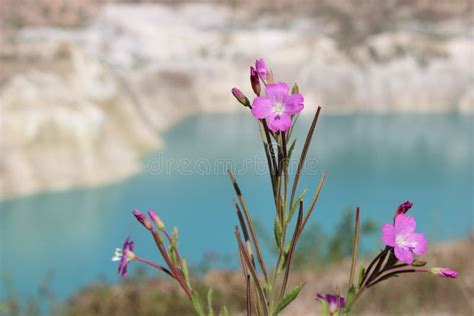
[
  {"xmin": 409, "ymin": 232, "xmax": 427, "ymax": 255},
  {"xmin": 267, "ymin": 113, "xmax": 292, "ymax": 132},
  {"xmin": 394, "ymin": 246, "xmax": 413, "ymax": 264},
  {"xmin": 265, "ymin": 82, "xmax": 289, "ymax": 101},
  {"xmin": 283, "ymin": 93, "xmax": 304, "ymax": 115},
  {"xmin": 394, "ymin": 214, "xmax": 416, "ymax": 234},
  {"xmin": 255, "ymin": 58, "xmax": 267, "ymax": 80},
  {"xmin": 251, "ymin": 97, "xmax": 273, "ymax": 119},
  {"xmin": 381, "ymin": 224, "xmax": 396, "ymax": 247}
]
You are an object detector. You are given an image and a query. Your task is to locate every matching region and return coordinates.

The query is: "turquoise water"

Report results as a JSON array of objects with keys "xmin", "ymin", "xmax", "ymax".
[{"xmin": 1, "ymin": 113, "xmax": 473, "ymax": 303}]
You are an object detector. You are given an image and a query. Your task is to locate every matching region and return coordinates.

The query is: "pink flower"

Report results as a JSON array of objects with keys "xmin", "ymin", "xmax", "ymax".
[
  {"xmin": 251, "ymin": 82, "xmax": 304, "ymax": 132},
  {"xmin": 255, "ymin": 58, "xmax": 267, "ymax": 80},
  {"xmin": 430, "ymin": 267, "xmax": 458, "ymax": 279},
  {"xmin": 112, "ymin": 237, "xmax": 137, "ymax": 277},
  {"xmin": 315, "ymin": 293, "xmax": 345, "ymax": 314},
  {"xmin": 382, "ymin": 213, "xmax": 427, "ymax": 264}
]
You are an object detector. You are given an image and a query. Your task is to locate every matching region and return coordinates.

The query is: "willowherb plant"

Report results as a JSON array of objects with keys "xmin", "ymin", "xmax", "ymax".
[{"xmin": 112, "ymin": 58, "xmax": 458, "ymax": 316}]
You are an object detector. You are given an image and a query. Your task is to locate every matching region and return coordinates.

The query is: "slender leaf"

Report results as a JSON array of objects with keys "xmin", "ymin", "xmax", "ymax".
[
  {"xmin": 411, "ymin": 259, "xmax": 427, "ymax": 267},
  {"xmin": 357, "ymin": 266, "xmax": 365, "ymax": 289},
  {"xmin": 287, "ymin": 139, "xmax": 297, "ymax": 161},
  {"xmin": 344, "ymin": 285, "xmax": 357, "ymax": 313},
  {"xmin": 274, "ymin": 216, "xmax": 283, "ymax": 249},
  {"xmin": 273, "ymin": 283, "xmax": 305, "ymax": 315},
  {"xmin": 182, "ymin": 259, "xmax": 191, "ymax": 288},
  {"xmin": 207, "ymin": 288, "xmax": 214, "ymax": 316},
  {"xmin": 287, "ymin": 189, "xmax": 307, "ymax": 224},
  {"xmin": 191, "ymin": 292, "xmax": 205, "ymax": 316},
  {"xmin": 219, "ymin": 306, "xmax": 229, "ymax": 316}
]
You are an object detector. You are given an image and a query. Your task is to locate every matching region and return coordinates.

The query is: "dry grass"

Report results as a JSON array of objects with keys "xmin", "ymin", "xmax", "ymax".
[{"xmin": 54, "ymin": 238, "xmax": 473, "ymax": 315}]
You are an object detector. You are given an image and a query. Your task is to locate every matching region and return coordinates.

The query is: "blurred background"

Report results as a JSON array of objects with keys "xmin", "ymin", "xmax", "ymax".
[{"xmin": 0, "ymin": 0, "xmax": 473, "ymax": 315}]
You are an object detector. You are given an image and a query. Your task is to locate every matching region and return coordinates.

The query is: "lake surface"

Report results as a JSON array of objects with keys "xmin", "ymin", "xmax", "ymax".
[{"xmin": 1, "ymin": 113, "xmax": 473, "ymax": 304}]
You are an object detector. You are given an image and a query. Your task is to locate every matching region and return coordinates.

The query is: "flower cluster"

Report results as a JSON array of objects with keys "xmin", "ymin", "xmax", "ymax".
[
  {"xmin": 112, "ymin": 210, "xmax": 193, "ymax": 300},
  {"xmin": 233, "ymin": 58, "xmax": 304, "ymax": 132},
  {"xmin": 113, "ymin": 58, "xmax": 460, "ymax": 316}
]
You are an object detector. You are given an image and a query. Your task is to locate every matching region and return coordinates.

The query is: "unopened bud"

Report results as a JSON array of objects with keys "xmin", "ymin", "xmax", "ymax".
[
  {"xmin": 430, "ymin": 267, "xmax": 458, "ymax": 279},
  {"xmin": 250, "ymin": 66, "xmax": 261, "ymax": 96},
  {"xmin": 255, "ymin": 58, "xmax": 267, "ymax": 81},
  {"xmin": 148, "ymin": 210, "xmax": 165, "ymax": 230},
  {"xmin": 291, "ymin": 83, "xmax": 299, "ymax": 94},
  {"xmin": 231, "ymin": 87, "xmax": 251, "ymax": 107},
  {"xmin": 132, "ymin": 209, "xmax": 153, "ymax": 231},
  {"xmin": 393, "ymin": 201, "xmax": 413, "ymax": 222},
  {"xmin": 173, "ymin": 226, "xmax": 178, "ymax": 240}
]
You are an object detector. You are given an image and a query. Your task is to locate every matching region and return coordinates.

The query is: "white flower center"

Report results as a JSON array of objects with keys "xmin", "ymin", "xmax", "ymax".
[
  {"xmin": 273, "ymin": 102, "xmax": 285, "ymax": 115},
  {"xmin": 396, "ymin": 234, "xmax": 417, "ymax": 249},
  {"xmin": 112, "ymin": 248, "xmax": 122, "ymax": 261}
]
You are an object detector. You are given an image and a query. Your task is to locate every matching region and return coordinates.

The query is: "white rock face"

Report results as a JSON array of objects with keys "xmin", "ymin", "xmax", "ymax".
[
  {"xmin": 19, "ymin": 3, "xmax": 472, "ymax": 116},
  {"xmin": 0, "ymin": 46, "xmax": 160, "ymax": 198},
  {"xmin": 1, "ymin": 3, "xmax": 472, "ymax": 198}
]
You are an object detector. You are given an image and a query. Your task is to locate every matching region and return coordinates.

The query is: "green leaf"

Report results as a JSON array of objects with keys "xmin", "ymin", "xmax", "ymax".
[
  {"xmin": 273, "ymin": 283, "xmax": 305, "ymax": 315},
  {"xmin": 411, "ymin": 259, "xmax": 427, "ymax": 267},
  {"xmin": 320, "ymin": 302, "xmax": 328, "ymax": 316},
  {"xmin": 219, "ymin": 306, "xmax": 229, "ymax": 316},
  {"xmin": 207, "ymin": 288, "xmax": 214, "ymax": 316},
  {"xmin": 191, "ymin": 292, "xmax": 205, "ymax": 316},
  {"xmin": 263, "ymin": 281, "xmax": 272, "ymax": 295},
  {"xmin": 274, "ymin": 216, "xmax": 282, "ymax": 249},
  {"xmin": 287, "ymin": 189, "xmax": 307, "ymax": 224},
  {"xmin": 357, "ymin": 266, "xmax": 365, "ymax": 289},
  {"xmin": 182, "ymin": 259, "xmax": 191, "ymax": 288},
  {"xmin": 344, "ymin": 285, "xmax": 357, "ymax": 313},
  {"xmin": 291, "ymin": 83, "xmax": 299, "ymax": 94},
  {"xmin": 170, "ymin": 245, "xmax": 178, "ymax": 266},
  {"xmin": 287, "ymin": 139, "xmax": 297, "ymax": 161}
]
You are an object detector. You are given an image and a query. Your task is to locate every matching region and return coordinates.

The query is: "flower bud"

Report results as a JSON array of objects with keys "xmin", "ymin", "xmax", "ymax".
[
  {"xmin": 250, "ymin": 66, "xmax": 261, "ymax": 96},
  {"xmin": 393, "ymin": 201, "xmax": 413, "ymax": 222},
  {"xmin": 291, "ymin": 82, "xmax": 299, "ymax": 94},
  {"xmin": 231, "ymin": 87, "xmax": 251, "ymax": 107},
  {"xmin": 396, "ymin": 201, "xmax": 413, "ymax": 216},
  {"xmin": 173, "ymin": 226, "xmax": 179, "ymax": 240},
  {"xmin": 148, "ymin": 210, "xmax": 165, "ymax": 230},
  {"xmin": 132, "ymin": 209, "xmax": 153, "ymax": 231},
  {"xmin": 255, "ymin": 58, "xmax": 267, "ymax": 81},
  {"xmin": 430, "ymin": 267, "xmax": 458, "ymax": 279}
]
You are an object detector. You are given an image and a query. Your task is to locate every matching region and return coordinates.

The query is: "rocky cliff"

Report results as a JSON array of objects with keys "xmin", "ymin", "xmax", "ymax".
[{"xmin": 1, "ymin": 2, "xmax": 472, "ymax": 198}]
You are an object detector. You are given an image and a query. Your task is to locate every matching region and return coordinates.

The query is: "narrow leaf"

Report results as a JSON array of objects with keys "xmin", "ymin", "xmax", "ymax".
[
  {"xmin": 182, "ymin": 259, "xmax": 191, "ymax": 288},
  {"xmin": 344, "ymin": 285, "xmax": 357, "ymax": 313},
  {"xmin": 273, "ymin": 283, "xmax": 305, "ymax": 315},
  {"xmin": 207, "ymin": 288, "xmax": 214, "ymax": 316},
  {"xmin": 287, "ymin": 188, "xmax": 307, "ymax": 224},
  {"xmin": 411, "ymin": 259, "xmax": 427, "ymax": 267},
  {"xmin": 219, "ymin": 306, "xmax": 229, "ymax": 316},
  {"xmin": 274, "ymin": 216, "xmax": 283, "ymax": 249},
  {"xmin": 191, "ymin": 292, "xmax": 205, "ymax": 316},
  {"xmin": 287, "ymin": 139, "xmax": 296, "ymax": 161},
  {"xmin": 357, "ymin": 266, "xmax": 365, "ymax": 289}
]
